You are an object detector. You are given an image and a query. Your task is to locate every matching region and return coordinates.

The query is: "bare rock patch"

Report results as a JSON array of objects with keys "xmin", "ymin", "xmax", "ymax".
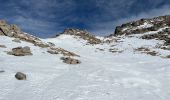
[
  {"xmin": 7, "ymin": 46, "xmax": 32, "ymax": 56},
  {"xmin": 0, "ymin": 44, "xmax": 6, "ymax": 48},
  {"xmin": 135, "ymin": 47, "xmax": 159, "ymax": 56},
  {"xmin": 60, "ymin": 57, "xmax": 81, "ymax": 64}
]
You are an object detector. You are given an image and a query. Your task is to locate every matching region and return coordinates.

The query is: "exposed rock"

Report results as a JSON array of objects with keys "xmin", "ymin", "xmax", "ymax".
[
  {"xmin": 113, "ymin": 15, "xmax": 170, "ymax": 36},
  {"xmin": 0, "ymin": 20, "xmax": 7, "ymax": 26},
  {"xmin": 109, "ymin": 48, "xmax": 123, "ymax": 53},
  {"xmin": 114, "ymin": 26, "xmax": 123, "ymax": 35},
  {"xmin": 10, "ymin": 24, "xmax": 21, "ymax": 34},
  {"xmin": 135, "ymin": 47, "xmax": 159, "ymax": 56},
  {"xmin": 47, "ymin": 49, "xmax": 59, "ymax": 54},
  {"xmin": 161, "ymin": 46, "xmax": 170, "ymax": 50},
  {"xmin": 59, "ymin": 28, "xmax": 102, "ymax": 44},
  {"xmin": 48, "ymin": 47, "xmax": 80, "ymax": 57},
  {"xmin": 96, "ymin": 48, "xmax": 105, "ymax": 51},
  {"xmin": 0, "ymin": 20, "xmax": 80, "ymax": 57},
  {"xmin": 166, "ymin": 55, "xmax": 170, "ymax": 58},
  {"xmin": 0, "ymin": 25, "xmax": 14, "ymax": 37},
  {"xmin": 141, "ymin": 28, "xmax": 170, "ymax": 46},
  {"xmin": 12, "ymin": 38, "xmax": 21, "ymax": 43},
  {"xmin": 15, "ymin": 72, "xmax": 26, "ymax": 80},
  {"xmin": 0, "ymin": 44, "xmax": 6, "ymax": 48},
  {"xmin": 0, "ymin": 70, "xmax": 5, "ymax": 73},
  {"xmin": 7, "ymin": 46, "xmax": 32, "ymax": 56},
  {"xmin": 34, "ymin": 42, "xmax": 49, "ymax": 48},
  {"xmin": 47, "ymin": 42, "xmax": 55, "ymax": 47},
  {"xmin": 60, "ymin": 57, "xmax": 81, "ymax": 64},
  {"xmin": 0, "ymin": 20, "xmax": 50, "ymax": 48}
]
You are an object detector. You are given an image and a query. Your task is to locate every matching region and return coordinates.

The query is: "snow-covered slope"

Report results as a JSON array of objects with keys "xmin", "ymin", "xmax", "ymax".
[
  {"xmin": 1, "ymin": 32, "xmax": 170, "ymax": 100},
  {"xmin": 0, "ymin": 15, "xmax": 170, "ymax": 100}
]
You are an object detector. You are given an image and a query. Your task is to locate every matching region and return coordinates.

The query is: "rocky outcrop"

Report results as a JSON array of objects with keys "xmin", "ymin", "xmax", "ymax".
[
  {"xmin": 0, "ymin": 20, "xmax": 21, "ymax": 37},
  {"xmin": 58, "ymin": 28, "xmax": 102, "ymax": 44},
  {"xmin": 15, "ymin": 72, "xmax": 26, "ymax": 80},
  {"xmin": 0, "ymin": 70, "xmax": 5, "ymax": 73},
  {"xmin": 7, "ymin": 46, "xmax": 32, "ymax": 56},
  {"xmin": 47, "ymin": 42, "xmax": 55, "ymax": 47},
  {"xmin": 60, "ymin": 57, "xmax": 81, "ymax": 64},
  {"xmin": 113, "ymin": 15, "xmax": 170, "ymax": 36},
  {"xmin": 166, "ymin": 55, "xmax": 170, "ymax": 58},
  {"xmin": 12, "ymin": 38, "xmax": 21, "ymax": 43},
  {"xmin": 109, "ymin": 48, "xmax": 123, "ymax": 53},
  {"xmin": 108, "ymin": 15, "xmax": 170, "ymax": 49},
  {"xmin": 48, "ymin": 47, "xmax": 80, "ymax": 57},
  {"xmin": 141, "ymin": 28, "xmax": 170, "ymax": 46},
  {"xmin": 0, "ymin": 20, "xmax": 49, "ymax": 48},
  {"xmin": 134, "ymin": 47, "xmax": 159, "ymax": 56},
  {"xmin": 0, "ymin": 44, "xmax": 6, "ymax": 48}
]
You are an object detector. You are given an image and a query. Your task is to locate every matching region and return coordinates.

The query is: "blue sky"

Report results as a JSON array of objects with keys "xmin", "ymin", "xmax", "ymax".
[{"xmin": 0, "ymin": 0, "xmax": 170, "ymax": 38}]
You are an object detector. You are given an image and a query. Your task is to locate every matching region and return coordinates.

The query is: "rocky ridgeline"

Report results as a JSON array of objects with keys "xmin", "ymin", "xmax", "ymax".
[
  {"xmin": 112, "ymin": 15, "xmax": 170, "ymax": 48},
  {"xmin": 0, "ymin": 20, "xmax": 79, "ymax": 57},
  {"xmin": 58, "ymin": 28, "xmax": 102, "ymax": 44},
  {"xmin": 0, "ymin": 20, "xmax": 49, "ymax": 48},
  {"xmin": 113, "ymin": 15, "xmax": 170, "ymax": 36}
]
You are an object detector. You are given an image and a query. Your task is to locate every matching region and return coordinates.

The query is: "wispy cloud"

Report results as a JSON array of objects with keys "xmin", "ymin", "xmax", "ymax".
[{"xmin": 0, "ymin": 0, "xmax": 170, "ymax": 37}]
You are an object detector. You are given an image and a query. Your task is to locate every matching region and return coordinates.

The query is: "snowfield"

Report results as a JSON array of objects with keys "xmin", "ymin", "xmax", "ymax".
[{"xmin": 0, "ymin": 34, "xmax": 170, "ymax": 100}]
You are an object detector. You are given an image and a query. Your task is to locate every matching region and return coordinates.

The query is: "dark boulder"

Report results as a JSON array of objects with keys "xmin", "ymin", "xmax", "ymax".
[{"xmin": 15, "ymin": 72, "xmax": 26, "ymax": 80}]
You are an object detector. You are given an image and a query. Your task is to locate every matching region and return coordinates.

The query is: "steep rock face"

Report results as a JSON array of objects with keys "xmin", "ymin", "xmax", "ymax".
[{"xmin": 58, "ymin": 28, "xmax": 102, "ymax": 44}]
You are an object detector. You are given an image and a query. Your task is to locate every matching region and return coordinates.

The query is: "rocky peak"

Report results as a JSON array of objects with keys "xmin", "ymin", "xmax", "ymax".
[
  {"xmin": 113, "ymin": 15, "xmax": 170, "ymax": 36},
  {"xmin": 63, "ymin": 28, "xmax": 89, "ymax": 35},
  {"xmin": 0, "ymin": 20, "xmax": 21, "ymax": 37},
  {"xmin": 110, "ymin": 15, "xmax": 170, "ymax": 49},
  {"xmin": 58, "ymin": 28, "xmax": 102, "ymax": 44},
  {"xmin": 0, "ymin": 20, "xmax": 49, "ymax": 48}
]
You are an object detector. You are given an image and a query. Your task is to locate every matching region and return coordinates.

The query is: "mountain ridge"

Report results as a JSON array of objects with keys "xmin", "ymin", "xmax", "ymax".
[{"xmin": 0, "ymin": 15, "xmax": 170, "ymax": 100}]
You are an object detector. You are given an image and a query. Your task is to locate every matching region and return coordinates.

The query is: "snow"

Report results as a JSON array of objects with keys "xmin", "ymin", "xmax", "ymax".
[
  {"xmin": 122, "ymin": 22, "xmax": 153, "ymax": 32},
  {"xmin": 137, "ymin": 22, "xmax": 153, "ymax": 29},
  {"xmin": 0, "ymin": 34, "xmax": 170, "ymax": 100},
  {"xmin": 135, "ymin": 27, "xmax": 169, "ymax": 36}
]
